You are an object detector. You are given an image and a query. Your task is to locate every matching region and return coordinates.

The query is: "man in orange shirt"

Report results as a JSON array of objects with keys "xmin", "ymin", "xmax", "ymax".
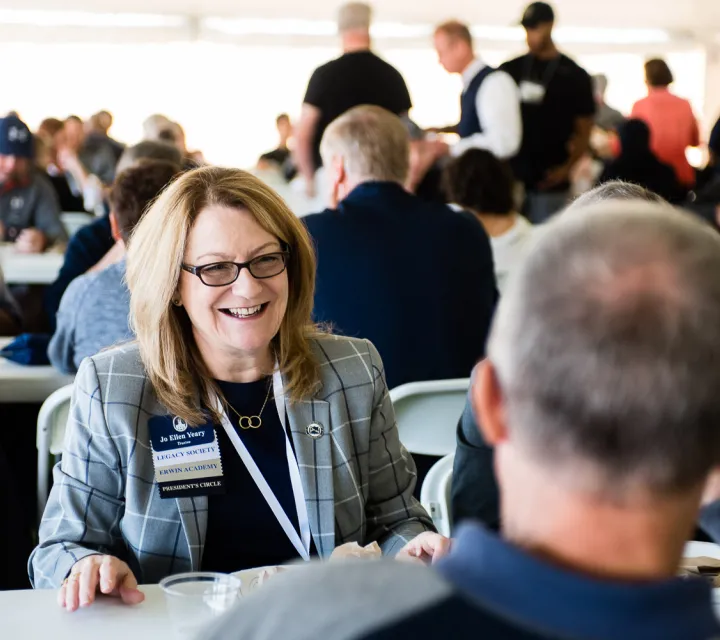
[{"xmin": 631, "ymin": 58, "xmax": 699, "ymax": 188}]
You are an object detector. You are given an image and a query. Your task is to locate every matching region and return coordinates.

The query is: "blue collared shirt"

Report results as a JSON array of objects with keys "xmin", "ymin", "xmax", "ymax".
[{"xmin": 432, "ymin": 523, "xmax": 720, "ymax": 640}]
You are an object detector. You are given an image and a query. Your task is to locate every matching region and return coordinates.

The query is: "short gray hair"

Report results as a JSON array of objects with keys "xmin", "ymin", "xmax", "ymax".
[
  {"xmin": 116, "ymin": 141, "xmax": 183, "ymax": 175},
  {"xmin": 567, "ymin": 180, "xmax": 666, "ymax": 212},
  {"xmin": 489, "ymin": 201, "xmax": 720, "ymax": 495},
  {"xmin": 143, "ymin": 114, "xmax": 173, "ymax": 141},
  {"xmin": 320, "ymin": 105, "xmax": 409, "ymax": 185},
  {"xmin": 338, "ymin": 2, "xmax": 372, "ymax": 32}
]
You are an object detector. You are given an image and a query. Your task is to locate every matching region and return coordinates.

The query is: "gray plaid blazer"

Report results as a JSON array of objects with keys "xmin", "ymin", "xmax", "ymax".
[{"xmin": 30, "ymin": 335, "xmax": 433, "ymax": 588}]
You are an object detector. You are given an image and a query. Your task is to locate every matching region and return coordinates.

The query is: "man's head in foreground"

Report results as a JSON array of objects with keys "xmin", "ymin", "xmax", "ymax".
[{"xmin": 477, "ymin": 201, "xmax": 720, "ymax": 579}]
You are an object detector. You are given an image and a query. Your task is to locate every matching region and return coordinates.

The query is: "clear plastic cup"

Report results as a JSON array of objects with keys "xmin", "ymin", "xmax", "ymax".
[{"xmin": 159, "ymin": 572, "xmax": 242, "ymax": 639}]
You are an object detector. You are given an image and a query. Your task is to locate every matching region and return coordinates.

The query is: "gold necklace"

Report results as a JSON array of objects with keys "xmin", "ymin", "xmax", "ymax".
[{"xmin": 226, "ymin": 382, "xmax": 273, "ymax": 430}]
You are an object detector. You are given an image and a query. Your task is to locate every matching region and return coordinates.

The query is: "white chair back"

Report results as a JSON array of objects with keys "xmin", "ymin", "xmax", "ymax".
[
  {"xmin": 36, "ymin": 384, "xmax": 74, "ymax": 521},
  {"xmin": 61, "ymin": 212, "xmax": 94, "ymax": 238},
  {"xmin": 389, "ymin": 378, "xmax": 469, "ymax": 457},
  {"xmin": 420, "ymin": 453, "xmax": 454, "ymax": 537}
]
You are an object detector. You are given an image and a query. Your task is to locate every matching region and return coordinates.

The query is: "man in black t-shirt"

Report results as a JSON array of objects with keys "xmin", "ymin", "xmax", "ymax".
[
  {"xmin": 500, "ymin": 2, "xmax": 595, "ymax": 223},
  {"xmin": 293, "ymin": 2, "xmax": 412, "ymax": 200}
]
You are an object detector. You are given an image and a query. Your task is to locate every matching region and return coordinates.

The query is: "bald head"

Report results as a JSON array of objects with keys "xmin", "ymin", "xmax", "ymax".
[{"xmin": 488, "ymin": 202, "xmax": 720, "ymax": 495}]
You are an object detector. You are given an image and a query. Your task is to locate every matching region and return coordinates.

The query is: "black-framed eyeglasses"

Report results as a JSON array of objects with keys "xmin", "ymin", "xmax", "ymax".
[{"xmin": 182, "ymin": 251, "xmax": 289, "ymax": 287}]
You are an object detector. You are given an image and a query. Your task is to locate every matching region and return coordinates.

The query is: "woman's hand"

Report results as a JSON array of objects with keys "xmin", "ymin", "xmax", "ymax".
[
  {"xmin": 396, "ymin": 532, "xmax": 452, "ymax": 565},
  {"xmin": 58, "ymin": 554, "xmax": 145, "ymax": 611}
]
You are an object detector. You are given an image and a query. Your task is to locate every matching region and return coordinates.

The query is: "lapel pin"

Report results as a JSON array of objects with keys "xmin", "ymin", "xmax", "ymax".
[{"xmin": 306, "ymin": 423, "xmax": 324, "ymax": 439}]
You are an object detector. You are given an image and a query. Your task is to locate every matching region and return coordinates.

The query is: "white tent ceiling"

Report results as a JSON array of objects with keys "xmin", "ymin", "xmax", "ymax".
[{"xmin": 1, "ymin": 0, "xmax": 718, "ymax": 33}]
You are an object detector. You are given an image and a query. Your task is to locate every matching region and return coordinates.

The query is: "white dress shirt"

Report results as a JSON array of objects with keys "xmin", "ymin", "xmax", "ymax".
[{"xmin": 451, "ymin": 58, "xmax": 522, "ymax": 160}]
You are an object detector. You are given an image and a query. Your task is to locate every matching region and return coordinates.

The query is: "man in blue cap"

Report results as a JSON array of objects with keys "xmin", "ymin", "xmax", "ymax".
[{"xmin": 0, "ymin": 115, "xmax": 66, "ymax": 253}]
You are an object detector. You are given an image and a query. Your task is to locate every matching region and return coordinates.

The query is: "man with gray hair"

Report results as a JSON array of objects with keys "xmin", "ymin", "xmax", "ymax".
[
  {"xmin": 303, "ymin": 104, "xmax": 497, "ymax": 392},
  {"xmin": 293, "ymin": 2, "xmax": 412, "ymax": 200},
  {"xmin": 206, "ymin": 202, "xmax": 720, "ymax": 639}
]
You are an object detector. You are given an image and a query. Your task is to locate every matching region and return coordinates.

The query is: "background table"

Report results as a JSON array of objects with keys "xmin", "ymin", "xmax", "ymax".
[
  {"xmin": 0, "ymin": 243, "xmax": 64, "ymax": 285},
  {"xmin": 0, "ymin": 337, "xmax": 74, "ymax": 403},
  {"xmin": 2, "ymin": 585, "xmax": 174, "ymax": 640}
]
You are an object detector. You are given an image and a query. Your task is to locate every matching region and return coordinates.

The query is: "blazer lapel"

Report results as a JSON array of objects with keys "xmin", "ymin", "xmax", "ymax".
[
  {"xmin": 175, "ymin": 495, "xmax": 209, "ymax": 570},
  {"xmin": 287, "ymin": 398, "xmax": 335, "ymax": 556}
]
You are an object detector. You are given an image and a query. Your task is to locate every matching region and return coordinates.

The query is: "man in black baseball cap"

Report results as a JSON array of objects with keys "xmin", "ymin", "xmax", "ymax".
[
  {"xmin": 0, "ymin": 115, "xmax": 65, "ymax": 253},
  {"xmin": 499, "ymin": 2, "xmax": 595, "ymax": 223}
]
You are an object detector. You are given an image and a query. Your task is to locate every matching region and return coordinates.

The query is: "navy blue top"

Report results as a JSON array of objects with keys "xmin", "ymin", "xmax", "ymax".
[
  {"xmin": 44, "ymin": 214, "xmax": 114, "ymax": 329},
  {"xmin": 458, "ymin": 66, "xmax": 496, "ymax": 139},
  {"xmin": 710, "ymin": 116, "xmax": 720, "ymax": 165},
  {"xmin": 201, "ymin": 378, "xmax": 304, "ymax": 573},
  {"xmin": 303, "ymin": 182, "xmax": 497, "ymax": 390},
  {"xmin": 371, "ymin": 523, "xmax": 720, "ymax": 639}
]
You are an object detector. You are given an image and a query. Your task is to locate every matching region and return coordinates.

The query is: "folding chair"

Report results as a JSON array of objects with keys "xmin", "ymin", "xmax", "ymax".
[
  {"xmin": 420, "ymin": 453, "xmax": 455, "ymax": 537},
  {"xmin": 36, "ymin": 384, "xmax": 74, "ymax": 521}
]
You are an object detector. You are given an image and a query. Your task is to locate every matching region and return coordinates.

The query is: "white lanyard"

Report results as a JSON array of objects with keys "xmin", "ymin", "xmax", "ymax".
[{"xmin": 214, "ymin": 369, "xmax": 311, "ymax": 562}]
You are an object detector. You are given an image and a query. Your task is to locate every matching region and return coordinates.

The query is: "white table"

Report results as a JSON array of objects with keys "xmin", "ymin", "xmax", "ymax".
[
  {"xmin": 0, "ymin": 337, "xmax": 74, "ymax": 403},
  {"xmin": 0, "ymin": 243, "xmax": 64, "ymax": 285},
  {"xmin": 2, "ymin": 585, "xmax": 174, "ymax": 640},
  {"xmin": 1, "ymin": 567, "xmax": 267, "ymax": 640}
]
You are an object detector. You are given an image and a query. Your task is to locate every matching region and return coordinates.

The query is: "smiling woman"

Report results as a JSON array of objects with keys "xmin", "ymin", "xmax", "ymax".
[{"xmin": 29, "ymin": 166, "xmax": 437, "ymax": 611}]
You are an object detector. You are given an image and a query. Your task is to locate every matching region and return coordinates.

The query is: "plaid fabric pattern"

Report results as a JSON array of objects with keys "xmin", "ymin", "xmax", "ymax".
[{"xmin": 30, "ymin": 335, "xmax": 433, "ymax": 588}]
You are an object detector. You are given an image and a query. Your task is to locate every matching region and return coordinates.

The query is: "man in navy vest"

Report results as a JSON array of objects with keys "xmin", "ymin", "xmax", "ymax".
[{"xmin": 431, "ymin": 21, "xmax": 521, "ymax": 163}]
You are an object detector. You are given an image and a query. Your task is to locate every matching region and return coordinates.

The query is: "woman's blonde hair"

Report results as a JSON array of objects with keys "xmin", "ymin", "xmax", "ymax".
[{"xmin": 126, "ymin": 166, "xmax": 321, "ymax": 425}]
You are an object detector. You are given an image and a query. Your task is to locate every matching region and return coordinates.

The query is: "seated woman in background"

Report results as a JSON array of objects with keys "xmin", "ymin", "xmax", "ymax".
[
  {"xmin": 599, "ymin": 119, "xmax": 686, "ymax": 204},
  {"xmin": 443, "ymin": 148, "xmax": 534, "ymax": 294},
  {"xmin": 30, "ymin": 166, "xmax": 436, "ymax": 610}
]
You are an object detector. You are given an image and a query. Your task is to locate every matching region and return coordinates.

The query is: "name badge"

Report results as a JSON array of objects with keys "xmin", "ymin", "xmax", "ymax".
[
  {"xmin": 519, "ymin": 81, "xmax": 546, "ymax": 104},
  {"xmin": 148, "ymin": 415, "xmax": 226, "ymax": 499}
]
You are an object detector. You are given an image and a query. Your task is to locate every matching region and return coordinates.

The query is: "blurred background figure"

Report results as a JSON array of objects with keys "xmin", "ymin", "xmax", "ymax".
[
  {"xmin": 43, "ymin": 140, "xmax": 183, "ymax": 328},
  {"xmin": 709, "ymin": 114, "xmax": 720, "ymax": 175},
  {"xmin": 62, "ymin": 114, "xmax": 118, "ymax": 186},
  {"xmin": 0, "ymin": 115, "xmax": 65, "ymax": 253},
  {"xmin": 293, "ymin": 2, "xmax": 412, "ymax": 203},
  {"xmin": 430, "ymin": 21, "xmax": 521, "ymax": 162},
  {"xmin": 443, "ymin": 149, "xmax": 535, "ymax": 295},
  {"xmin": 599, "ymin": 119, "xmax": 686, "ymax": 204},
  {"xmin": 500, "ymin": 2, "xmax": 596, "ymax": 223},
  {"xmin": 258, "ymin": 113, "xmax": 296, "ymax": 181},
  {"xmin": 631, "ymin": 58, "xmax": 700, "ymax": 188},
  {"xmin": 142, "ymin": 113, "xmax": 173, "ymax": 141},
  {"xmin": 593, "ymin": 74, "xmax": 625, "ymax": 132},
  {"xmin": 48, "ymin": 159, "xmax": 181, "ymax": 374},
  {"xmin": 35, "ymin": 118, "xmax": 87, "ymax": 212},
  {"xmin": 85, "ymin": 110, "xmax": 125, "ymax": 163}
]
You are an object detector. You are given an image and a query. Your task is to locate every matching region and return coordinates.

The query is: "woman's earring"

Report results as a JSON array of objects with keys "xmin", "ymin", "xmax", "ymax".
[{"xmin": 172, "ymin": 298, "xmax": 182, "ymax": 307}]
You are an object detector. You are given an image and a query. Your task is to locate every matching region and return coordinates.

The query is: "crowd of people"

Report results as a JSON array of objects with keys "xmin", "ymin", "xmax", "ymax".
[{"xmin": 2, "ymin": 1, "xmax": 720, "ymax": 637}]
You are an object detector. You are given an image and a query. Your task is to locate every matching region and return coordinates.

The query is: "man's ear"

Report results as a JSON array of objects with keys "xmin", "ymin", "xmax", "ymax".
[
  {"xmin": 472, "ymin": 360, "xmax": 509, "ymax": 446},
  {"xmin": 330, "ymin": 155, "xmax": 346, "ymax": 208},
  {"xmin": 109, "ymin": 212, "xmax": 122, "ymax": 243}
]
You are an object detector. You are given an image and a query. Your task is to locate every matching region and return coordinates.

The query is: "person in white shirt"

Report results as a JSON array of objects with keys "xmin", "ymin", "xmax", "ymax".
[
  {"xmin": 443, "ymin": 149, "xmax": 534, "ymax": 294},
  {"xmin": 432, "ymin": 21, "xmax": 522, "ymax": 161}
]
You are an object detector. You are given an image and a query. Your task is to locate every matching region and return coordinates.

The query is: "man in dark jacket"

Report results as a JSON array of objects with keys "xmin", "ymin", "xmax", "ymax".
[{"xmin": 303, "ymin": 105, "xmax": 497, "ymax": 391}]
